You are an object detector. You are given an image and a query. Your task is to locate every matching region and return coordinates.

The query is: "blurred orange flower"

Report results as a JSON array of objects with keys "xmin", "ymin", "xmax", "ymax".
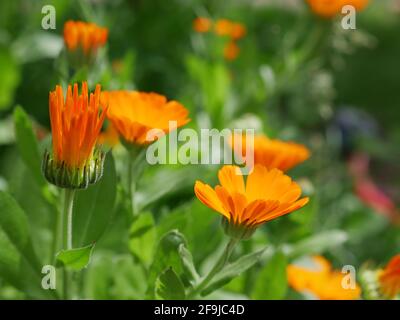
[
  {"xmin": 379, "ymin": 254, "xmax": 400, "ymax": 299},
  {"xmin": 214, "ymin": 19, "xmax": 246, "ymax": 39},
  {"xmin": 49, "ymin": 82, "xmax": 107, "ymax": 169},
  {"xmin": 194, "ymin": 165, "xmax": 309, "ymax": 239},
  {"xmin": 63, "ymin": 20, "xmax": 108, "ymax": 54},
  {"xmin": 195, "ymin": 18, "xmax": 245, "ymax": 60},
  {"xmin": 101, "ymin": 91, "xmax": 190, "ymax": 145},
  {"xmin": 214, "ymin": 19, "xmax": 233, "ymax": 36},
  {"xmin": 306, "ymin": 0, "xmax": 343, "ymax": 18},
  {"xmin": 223, "ymin": 41, "xmax": 240, "ymax": 61},
  {"xmin": 193, "ymin": 17, "xmax": 212, "ymax": 33},
  {"xmin": 306, "ymin": 0, "xmax": 369, "ymax": 18},
  {"xmin": 231, "ymin": 134, "xmax": 310, "ymax": 172},
  {"xmin": 287, "ymin": 256, "xmax": 361, "ymax": 300},
  {"xmin": 230, "ymin": 23, "xmax": 247, "ymax": 40},
  {"xmin": 343, "ymin": 0, "xmax": 369, "ymax": 11}
]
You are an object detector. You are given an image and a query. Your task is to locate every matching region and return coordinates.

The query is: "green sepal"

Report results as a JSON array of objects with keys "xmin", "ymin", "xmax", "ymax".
[
  {"xmin": 221, "ymin": 217, "xmax": 257, "ymax": 240},
  {"xmin": 42, "ymin": 149, "xmax": 106, "ymax": 189}
]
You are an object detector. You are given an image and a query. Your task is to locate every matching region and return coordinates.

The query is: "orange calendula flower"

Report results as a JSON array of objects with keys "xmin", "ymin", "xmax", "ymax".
[
  {"xmin": 214, "ymin": 19, "xmax": 247, "ymax": 40},
  {"xmin": 230, "ymin": 23, "xmax": 246, "ymax": 40},
  {"xmin": 343, "ymin": 0, "xmax": 369, "ymax": 11},
  {"xmin": 214, "ymin": 19, "xmax": 233, "ymax": 37},
  {"xmin": 232, "ymin": 134, "xmax": 310, "ymax": 172},
  {"xmin": 101, "ymin": 91, "xmax": 190, "ymax": 145},
  {"xmin": 193, "ymin": 17, "xmax": 212, "ymax": 33},
  {"xmin": 42, "ymin": 82, "xmax": 107, "ymax": 189},
  {"xmin": 306, "ymin": 0, "xmax": 343, "ymax": 18},
  {"xmin": 223, "ymin": 41, "xmax": 240, "ymax": 61},
  {"xmin": 307, "ymin": 0, "xmax": 369, "ymax": 18},
  {"xmin": 64, "ymin": 20, "xmax": 108, "ymax": 54},
  {"xmin": 378, "ymin": 254, "xmax": 400, "ymax": 299},
  {"xmin": 287, "ymin": 256, "xmax": 361, "ymax": 300},
  {"xmin": 194, "ymin": 165, "xmax": 309, "ymax": 239}
]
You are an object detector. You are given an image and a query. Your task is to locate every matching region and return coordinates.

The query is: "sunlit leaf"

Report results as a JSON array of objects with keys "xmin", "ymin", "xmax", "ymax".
[{"xmin": 56, "ymin": 243, "xmax": 95, "ymax": 271}]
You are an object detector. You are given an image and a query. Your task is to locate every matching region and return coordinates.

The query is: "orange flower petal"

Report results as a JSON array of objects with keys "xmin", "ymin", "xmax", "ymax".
[
  {"xmin": 218, "ymin": 165, "xmax": 245, "ymax": 195},
  {"xmin": 379, "ymin": 254, "xmax": 400, "ymax": 298},
  {"xmin": 49, "ymin": 82, "xmax": 106, "ymax": 168},
  {"xmin": 194, "ymin": 181, "xmax": 229, "ymax": 219},
  {"xmin": 102, "ymin": 91, "xmax": 190, "ymax": 145}
]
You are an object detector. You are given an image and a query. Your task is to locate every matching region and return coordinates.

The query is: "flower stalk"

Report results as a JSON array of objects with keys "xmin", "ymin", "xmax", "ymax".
[
  {"xmin": 62, "ymin": 188, "xmax": 76, "ymax": 299},
  {"xmin": 127, "ymin": 150, "xmax": 136, "ymax": 217},
  {"xmin": 123, "ymin": 141, "xmax": 145, "ymax": 217},
  {"xmin": 188, "ymin": 237, "xmax": 238, "ymax": 299},
  {"xmin": 63, "ymin": 188, "xmax": 76, "ymax": 250}
]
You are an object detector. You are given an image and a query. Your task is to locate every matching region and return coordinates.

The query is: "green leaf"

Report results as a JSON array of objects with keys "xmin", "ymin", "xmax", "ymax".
[
  {"xmin": 178, "ymin": 244, "xmax": 199, "ymax": 284},
  {"xmin": 0, "ymin": 227, "xmax": 22, "ymax": 288},
  {"xmin": 201, "ymin": 247, "xmax": 266, "ymax": 297},
  {"xmin": 0, "ymin": 228, "xmax": 55, "ymax": 299},
  {"xmin": 110, "ymin": 256, "xmax": 147, "ymax": 299},
  {"xmin": 84, "ymin": 254, "xmax": 113, "ymax": 299},
  {"xmin": 155, "ymin": 267, "xmax": 186, "ymax": 300},
  {"xmin": 0, "ymin": 191, "xmax": 41, "ymax": 269},
  {"xmin": 0, "ymin": 192, "xmax": 56, "ymax": 298},
  {"xmin": 284, "ymin": 230, "xmax": 348, "ymax": 259},
  {"xmin": 251, "ymin": 251, "xmax": 288, "ymax": 300},
  {"xmin": 185, "ymin": 200, "xmax": 223, "ymax": 264},
  {"xmin": 73, "ymin": 154, "xmax": 117, "ymax": 247},
  {"xmin": 157, "ymin": 208, "xmax": 189, "ymax": 240},
  {"xmin": 0, "ymin": 47, "xmax": 20, "ymax": 110},
  {"xmin": 158, "ymin": 199, "xmax": 222, "ymax": 266},
  {"xmin": 136, "ymin": 166, "xmax": 201, "ymax": 211},
  {"xmin": 85, "ymin": 253, "xmax": 147, "ymax": 300},
  {"xmin": 56, "ymin": 243, "xmax": 95, "ymax": 271},
  {"xmin": 147, "ymin": 230, "xmax": 187, "ymax": 298},
  {"xmin": 129, "ymin": 212, "xmax": 156, "ymax": 266},
  {"xmin": 13, "ymin": 106, "xmax": 45, "ymax": 187},
  {"xmin": 3, "ymin": 149, "xmax": 58, "ymax": 261}
]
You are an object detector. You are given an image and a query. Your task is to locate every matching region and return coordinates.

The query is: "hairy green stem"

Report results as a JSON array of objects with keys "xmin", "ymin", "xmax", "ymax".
[
  {"xmin": 188, "ymin": 238, "xmax": 238, "ymax": 299},
  {"xmin": 127, "ymin": 152, "xmax": 136, "ymax": 217},
  {"xmin": 64, "ymin": 189, "xmax": 75, "ymax": 250},
  {"xmin": 51, "ymin": 205, "xmax": 63, "ymax": 265},
  {"xmin": 62, "ymin": 188, "xmax": 75, "ymax": 299},
  {"xmin": 126, "ymin": 146, "xmax": 144, "ymax": 217}
]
